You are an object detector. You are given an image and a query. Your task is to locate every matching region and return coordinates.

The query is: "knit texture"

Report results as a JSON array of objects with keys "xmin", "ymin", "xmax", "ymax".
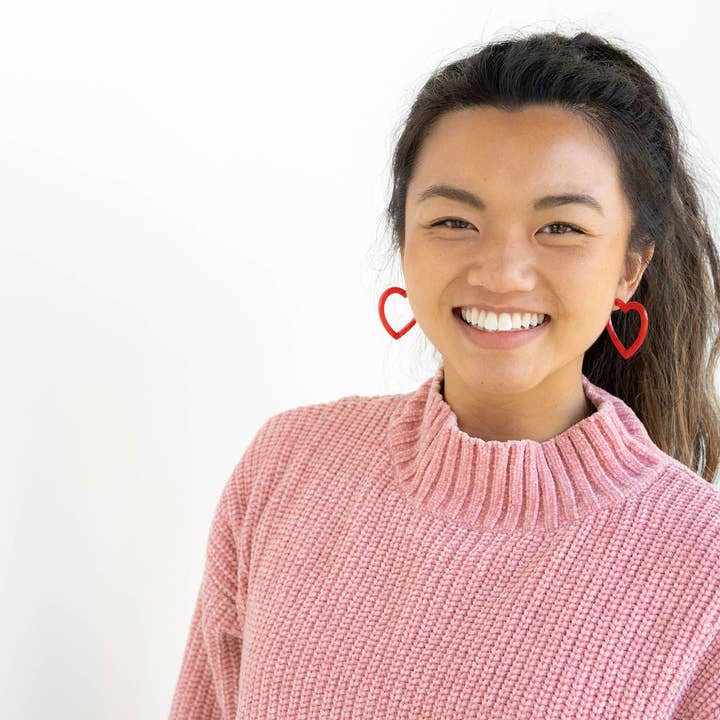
[{"xmin": 169, "ymin": 363, "xmax": 720, "ymax": 719}]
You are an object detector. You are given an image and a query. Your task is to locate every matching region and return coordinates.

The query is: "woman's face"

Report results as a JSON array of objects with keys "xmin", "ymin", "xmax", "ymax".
[{"xmin": 401, "ymin": 104, "xmax": 653, "ymax": 392}]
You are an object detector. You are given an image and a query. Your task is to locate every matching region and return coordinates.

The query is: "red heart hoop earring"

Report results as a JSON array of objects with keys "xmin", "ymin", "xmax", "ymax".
[
  {"xmin": 605, "ymin": 297, "xmax": 648, "ymax": 359},
  {"xmin": 378, "ymin": 286, "xmax": 417, "ymax": 339},
  {"xmin": 378, "ymin": 287, "xmax": 648, "ymax": 359}
]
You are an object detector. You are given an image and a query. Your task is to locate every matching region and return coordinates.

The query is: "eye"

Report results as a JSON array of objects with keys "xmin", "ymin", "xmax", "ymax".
[
  {"xmin": 430, "ymin": 218, "xmax": 585, "ymax": 234},
  {"xmin": 430, "ymin": 218, "xmax": 475, "ymax": 230},
  {"xmin": 539, "ymin": 222, "xmax": 584, "ymax": 235}
]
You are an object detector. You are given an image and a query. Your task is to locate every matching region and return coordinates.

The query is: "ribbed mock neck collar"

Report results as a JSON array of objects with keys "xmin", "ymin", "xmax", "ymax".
[{"xmin": 386, "ymin": 363, "xmax": 672, "ymax": 534}]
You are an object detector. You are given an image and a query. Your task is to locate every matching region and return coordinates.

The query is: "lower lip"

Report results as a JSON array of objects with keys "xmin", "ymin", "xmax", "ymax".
[{"xmin": 453, "ymin": 309, "xmax": 551, "ymax": 350}]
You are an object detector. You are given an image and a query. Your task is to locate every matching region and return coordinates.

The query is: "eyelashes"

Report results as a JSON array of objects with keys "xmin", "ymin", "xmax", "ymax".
[
  {"xmin": 430, "ymin": 218, "xmax": 477, "ymax": 230},
  {"xmin": 540, "ymin": 222, "xmax": 585, "ymax": 235},
  {"xmin": 430, "ymin": 218, "xmax": 585, "ymax": 234}
]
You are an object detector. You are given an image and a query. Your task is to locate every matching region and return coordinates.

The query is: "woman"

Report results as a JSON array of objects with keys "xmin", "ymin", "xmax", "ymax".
[{"xmin": 170, "ymin": 30, "xmax": 720, "ymax": 719}]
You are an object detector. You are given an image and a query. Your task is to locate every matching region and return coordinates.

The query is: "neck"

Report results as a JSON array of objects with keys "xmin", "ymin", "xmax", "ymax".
[
  {"xmin": 384, "ymin": 362, "xmax": 672, "ymax": 533},
  {"xmin": 441, "ymin": 361, "xmax": 595, "ymax": 443}
]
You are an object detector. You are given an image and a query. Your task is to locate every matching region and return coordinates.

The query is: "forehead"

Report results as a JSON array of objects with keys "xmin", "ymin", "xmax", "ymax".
[{"xmin": 409, "ymin": 105, "xmax": 621, "ymax": 202}]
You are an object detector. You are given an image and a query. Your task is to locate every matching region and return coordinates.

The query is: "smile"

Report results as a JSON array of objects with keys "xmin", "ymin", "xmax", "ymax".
[{"xmin": 452, "ymin": 307, "xmax": 551, "ymax": 350}]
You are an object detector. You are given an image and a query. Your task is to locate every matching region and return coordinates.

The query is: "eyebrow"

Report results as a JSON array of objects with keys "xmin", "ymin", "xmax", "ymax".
[{"xmin": 417, "ymin": 183, "xmax": 605, "ymax": 217}]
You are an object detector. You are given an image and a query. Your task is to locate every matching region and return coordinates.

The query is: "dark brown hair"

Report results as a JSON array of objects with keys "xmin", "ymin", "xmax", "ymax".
[{"xmin": 382, "ymin": 30, "xmax": 720, "ymax": 485}]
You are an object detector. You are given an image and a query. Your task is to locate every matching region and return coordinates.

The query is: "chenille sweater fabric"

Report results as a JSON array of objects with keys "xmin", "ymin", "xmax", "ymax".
[{"xmin": 169, "ymin": 363, "xmax": 720, "ymax": 719}]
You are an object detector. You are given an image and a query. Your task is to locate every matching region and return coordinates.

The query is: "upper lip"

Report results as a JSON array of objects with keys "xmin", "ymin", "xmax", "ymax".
[{"xmin": 455, "ymin": 305, "xmax": 549, "ymax": 316}]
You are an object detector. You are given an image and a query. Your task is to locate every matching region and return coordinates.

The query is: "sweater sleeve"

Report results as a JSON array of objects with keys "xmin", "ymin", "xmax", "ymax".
[
  {"xmin": 672, "ymin": 628, "xmax": 720, "ymax": 720},
  {"xmin": 168, "ymin": 459, "xmax": 251, "ymax": 720}
]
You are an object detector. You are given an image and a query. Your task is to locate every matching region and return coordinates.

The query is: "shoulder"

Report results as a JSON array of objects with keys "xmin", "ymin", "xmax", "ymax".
[
  {"xmin": 661, "ymin": 458, "xmax": 720, "ymax": 509},
  {"xmin": 234, "ymin": 386, "xmax": 412, "ymax": 474},
  {"xmin": 258, "ymin": 388, "xmax": 402, "ymax": 453},
  {"xmin": 653, "ymin": 459, "xmax": 720, "ymax": 571},
  {"xmin": 653, "ymin": 459, "xmax": 720, "ymax": 539},
  {"xmin": 228, "ymin": 389, "xmax": 405, "ymax": 513}
]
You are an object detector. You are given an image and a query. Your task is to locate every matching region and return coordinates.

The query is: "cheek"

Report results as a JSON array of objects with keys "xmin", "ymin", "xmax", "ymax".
[
  {"xmin": 404, "ymin": 272, "xmax": 444, "ymax": 323},
  {"xmin": 561, "ymin": 288, "xmax": 618, "ymax": 344},
  {"xmin": 552, "ymin": 253, "xmax": 614, "ymax": 310},
  {"xmin": 403, "ymin": 245, "xmax": 449, "ymax": 301},
  {"xmin": 545, "ymin": 270, "xmax": 614, "ymax": 344}
]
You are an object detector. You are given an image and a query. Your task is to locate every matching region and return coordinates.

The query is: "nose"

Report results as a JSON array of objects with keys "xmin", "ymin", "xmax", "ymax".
[{"xmin": 464, "ymin": 234, "xmax": 537, "ymax": 292}]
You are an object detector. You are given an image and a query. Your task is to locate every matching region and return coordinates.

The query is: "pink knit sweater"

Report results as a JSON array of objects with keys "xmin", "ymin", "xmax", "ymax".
[{"xmin": 169, "ymin": 363, "xmax": 720, "ymax": 719}]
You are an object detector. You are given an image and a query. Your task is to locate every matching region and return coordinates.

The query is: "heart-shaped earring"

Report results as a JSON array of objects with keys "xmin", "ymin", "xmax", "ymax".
[
  {"xmin": 606, "ymin": 297, "xmax": 648, "ymax": 359},
  {"xmin": 378, "ymin": 286, "xmax": 416, "ymax": 339}
]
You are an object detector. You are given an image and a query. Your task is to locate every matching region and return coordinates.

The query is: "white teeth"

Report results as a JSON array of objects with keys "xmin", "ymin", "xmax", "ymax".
[{"xmin": 460, "ymin": 308, "xmax": 547, "ymax": 331}]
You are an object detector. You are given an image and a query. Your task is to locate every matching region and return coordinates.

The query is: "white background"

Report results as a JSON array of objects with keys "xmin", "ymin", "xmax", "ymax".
[{"xmin": 1, "ymin": 1, "xmax": 718, "ymax": 717}]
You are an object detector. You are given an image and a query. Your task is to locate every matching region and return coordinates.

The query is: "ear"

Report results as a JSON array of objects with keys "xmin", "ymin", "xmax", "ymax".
[{"xmin": 616, "ymin": 243, "xmax": 655, "ymax": 302}]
